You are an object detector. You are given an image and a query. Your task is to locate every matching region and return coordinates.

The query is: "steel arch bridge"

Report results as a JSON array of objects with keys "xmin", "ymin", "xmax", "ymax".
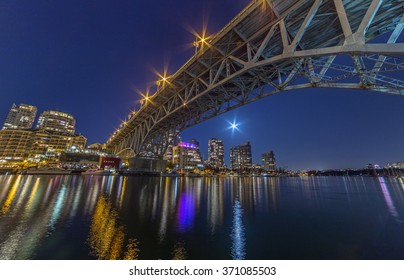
[{"xmin": 106, "ymin": 0, "xmax": 404, "ymax": 159}]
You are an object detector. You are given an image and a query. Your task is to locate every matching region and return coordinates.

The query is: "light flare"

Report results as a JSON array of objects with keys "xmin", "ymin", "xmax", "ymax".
[{"xmin": 226, "ymin": 119, "xmax": 241, "ymax": 133}]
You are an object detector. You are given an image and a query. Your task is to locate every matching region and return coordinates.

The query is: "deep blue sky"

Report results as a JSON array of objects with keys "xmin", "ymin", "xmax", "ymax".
[{"xmin": 0, "ymin": 0, "xmax": 403, "ymax": 170}]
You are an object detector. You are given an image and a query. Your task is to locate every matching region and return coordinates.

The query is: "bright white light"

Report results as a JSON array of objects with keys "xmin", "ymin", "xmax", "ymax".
[{"xmin": 227, "ymin": 120, "xmax": 240, "ymax": 133}]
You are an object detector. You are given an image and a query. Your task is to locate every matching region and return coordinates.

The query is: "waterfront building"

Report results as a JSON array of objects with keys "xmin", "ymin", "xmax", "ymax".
[
  {"xmin": 0, "ymin": 129, "xmax": 34, "ymax": 166},
  {"xmin": 36, "ymin": 110, "xmax": 76, "ymax": 134},
  {"xmin": 2, "ymin": 104, "xmax": 37, "ymax": 130},
  {"xmin": 190, "ymin": 138, "xmax": 203, "ymax": 161},
  {"xmin": 29, "ymin": 130, "xmax": 87, "ymax": 162},
  {"xmin": 385, "ymin": 162, "xmax": 404, "ymax": 169},
  {"xmin": 385, "ymin": 162, "xmax": 404, "ymax": 176},
  {"xmin": 172, "ymin": 142, "xmax": 203, "ymax": 172},
  {"xmin": 0, "ymin": 105, "xmax": 88, "ymax": 167},
  {"xmin": 0, "ymin": 129, "xmax": 87, "ymax": 166},
  {"xmin": 230, "ymin": 141, "xmax": 252, "ymax": 172},
  {"xmin": 59, "ymin": 151, "xmax": 100, "ymax": 169},
  {"xmin": 100, "ymin": 156, "xmax": 121, "ymax": 170},
  {"xmin": 262, "ymin": 151, "xmax": 276, "ymax": 171},
  {"xmin": 208, "ymin": 138, "xmax": 224, "ymax": 168}
]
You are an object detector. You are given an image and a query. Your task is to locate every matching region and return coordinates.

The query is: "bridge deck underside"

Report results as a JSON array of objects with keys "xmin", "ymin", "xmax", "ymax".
[{"xmin": 108, "ymin": 0, "xmax": 404, "ymax": 156}]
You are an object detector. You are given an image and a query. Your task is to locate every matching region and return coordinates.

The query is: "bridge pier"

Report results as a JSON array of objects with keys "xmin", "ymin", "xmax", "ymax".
[{"xmin": 127, "ymin": 157, "xmax": 166, "ymax": 175}]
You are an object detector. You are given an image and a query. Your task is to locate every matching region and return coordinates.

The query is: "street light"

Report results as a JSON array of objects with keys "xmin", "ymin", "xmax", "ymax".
[{"xmin": 194, "ymin": 35, "xmax": 209, "ymax": 54}]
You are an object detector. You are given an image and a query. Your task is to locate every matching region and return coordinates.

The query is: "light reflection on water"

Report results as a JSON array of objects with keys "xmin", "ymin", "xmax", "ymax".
[
  {"xmin": 0, "ymin": 175, "xmax": 404, "ymax": 259},
  {"xmin": 88, "ymin": 195, "xmax": 139, "ymax": 260},
  {"xmin": 231, "ymin": 200, "xmax": 245, "ymax": 260},
  {"xmin": 378, "ymin": 177, "xmax": 401, "ymax": 222}
]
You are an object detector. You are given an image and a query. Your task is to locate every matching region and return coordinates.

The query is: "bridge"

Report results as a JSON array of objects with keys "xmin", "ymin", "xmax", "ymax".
[{"xmin": 106, "ymin": 0, "xmax": 404, "ymax": 159}]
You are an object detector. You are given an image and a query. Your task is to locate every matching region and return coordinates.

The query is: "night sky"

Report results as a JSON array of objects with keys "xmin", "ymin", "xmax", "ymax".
[{"xmin": 0, "ymin": 0, "xmax": 403, "ymax": 170}]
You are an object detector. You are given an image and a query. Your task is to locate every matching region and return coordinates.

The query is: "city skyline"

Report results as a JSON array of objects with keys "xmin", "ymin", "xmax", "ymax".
[{"xmin": 0, "ymin": 0, "xmax": 403, "ymax": 170}]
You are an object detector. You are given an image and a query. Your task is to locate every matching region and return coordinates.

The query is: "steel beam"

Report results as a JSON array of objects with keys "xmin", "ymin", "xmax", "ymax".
[{"xmin": 108, "ymin": 0, "xmax": 404, "ymax": 157}]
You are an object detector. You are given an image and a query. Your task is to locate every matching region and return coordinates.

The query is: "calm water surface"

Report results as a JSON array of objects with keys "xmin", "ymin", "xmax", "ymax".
[{"xmin": 1, "ymin": 175, "xmax": 404, "ymax": 260}]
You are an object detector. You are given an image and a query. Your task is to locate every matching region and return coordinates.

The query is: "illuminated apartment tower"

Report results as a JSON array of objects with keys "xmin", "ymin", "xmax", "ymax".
[
  {"xmin": 172, "ymin": 142, "xmax": 203, "ymax": 171},
  {"xmin": 2, "ymin": 104, "xmax": 37, "ymax": 130},
  {"xmin": 190, "ymin": 138, "xmax": 203, "ymax": 161},
  {"xmin": 164, "ymin": 129, "xmax": 181, "ymax": 161},
  {"xmin": 36, "ymin": 110, "xmax": 76, "ymax": 134},
  {"xmin": 230, "ymin": 141, "xmax": 252, "ymax": 172},
  {"xmin": 208, "ymin": 138, "xmax": 224, "ymax": 168},
  {"xmin": 262, "ymin": 151, "xmax": 276, "ymax": 171}
]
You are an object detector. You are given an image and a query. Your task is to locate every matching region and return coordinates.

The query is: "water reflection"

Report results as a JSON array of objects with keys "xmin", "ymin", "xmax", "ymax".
[
  {"xmin": 1, "ymin": 175, "xmax": 404, "ymax": 259},
  {"xmin": 207, "ymin": 178, "xmax": 224, "ymax": 235},
  {"xmin": 378, "ymin": 177, "xmax": 401, "ymax": 222},
  {"xmin": 123, "ymin": 239, "xmax": 140, "ymax": 260},
  {"xmin": 0, "ymin": 176, "xmax": 69, "ymax": 259},
  {"xmin": 172, "ymin": 241, "xmax": 188, "ymax": 260},
  {"xmin": 48, "ymin": 186, "xmax": 67, "ymax": 231},
  {"xmin": 88, "ymin": 195, "xmax": 140, "ymax": 260},
  {"xmin": 1, "ymin": 175, "xmax": 23, "ymax": 215},
  {"xmin": 177, "ymin": 191, "xmax": 196, "ymax": 233},
  {"xmin": 231, "ymin": 200, "xmax": 246, "ymax": 260}
]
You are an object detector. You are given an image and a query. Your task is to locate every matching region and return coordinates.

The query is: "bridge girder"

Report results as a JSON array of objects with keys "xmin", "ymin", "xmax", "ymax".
[{"xmin": 107, "ymin": 0, "xmax": 404, "ymax": 157}]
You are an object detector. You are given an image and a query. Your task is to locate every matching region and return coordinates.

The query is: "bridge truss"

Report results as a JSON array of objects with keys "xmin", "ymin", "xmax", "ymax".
[{"xmin": 106, "ymin": 0, "xmax": 404, "ymax": 158}]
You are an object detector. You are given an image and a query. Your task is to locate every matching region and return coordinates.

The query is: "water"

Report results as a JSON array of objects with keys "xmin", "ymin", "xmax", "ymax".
[{"xmin": 1, "ymin": 174, "xmax": 404, "ymax": 260}]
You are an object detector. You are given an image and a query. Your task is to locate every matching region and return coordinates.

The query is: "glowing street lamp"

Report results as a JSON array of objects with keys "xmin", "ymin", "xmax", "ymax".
[
  {"xmin": 194, "ymin": 34, "xmax": 209, "ymax": 54},
  {"xmin": 156, "ymin": 74, "xmax": 170, "ymax": 89}
]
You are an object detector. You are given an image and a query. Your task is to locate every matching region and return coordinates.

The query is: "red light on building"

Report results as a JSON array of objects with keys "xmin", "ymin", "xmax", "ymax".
[{"xmin": 100, "ymin": 157, "xmax": 121, "ymax": 170}]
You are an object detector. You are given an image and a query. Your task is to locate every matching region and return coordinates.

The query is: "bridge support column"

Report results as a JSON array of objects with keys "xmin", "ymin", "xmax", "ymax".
[{"xmin": 128, "ymin": 157, "xmax": 166, "ymax": 175}]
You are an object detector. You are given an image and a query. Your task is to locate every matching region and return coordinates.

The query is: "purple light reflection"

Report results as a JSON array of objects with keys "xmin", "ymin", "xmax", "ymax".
[
  {"xmin": 176, "ymin": 192, "xmax": 195, "ymax": 233},
  {"xmin": 378, "ymin": 177, "xmax": 401, "ymax": 222}
]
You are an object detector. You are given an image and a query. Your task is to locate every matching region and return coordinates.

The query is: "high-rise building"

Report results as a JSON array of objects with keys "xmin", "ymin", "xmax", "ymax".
[
  {"xmin": 36, "ymin": 110, "xmax": 76, "ymax": 134},
  {"xmin": 0, "ymin": 105, "xmax": 88, "ymax": 167},
  {"xmin": 164, "ymin": 129, "xmax": 181, "ymax": 161},
  {"xmin": 172, "ymin": 142, "xmax": 203, "ymax": 172},
  {"xmin": 190, "ymin": 138, "xmax": 203, "ymax": 161},
  {"xmin": 262, "ymin": 151, "xmax": 276, "ymax": 171},
  {"xmin": 230, "ymin": 141, "xmax": 252, "ymax": 172},
  {"xmin": 189, "ymin": 139, "xmax": 199, "ymax": 149},
  {"xmin": 208, "ymin": 138, "xmax": 224, "ymax": 168},
  {"xmin": 2, "ymin": 104, "xmax": 37, "ymax": 130}
]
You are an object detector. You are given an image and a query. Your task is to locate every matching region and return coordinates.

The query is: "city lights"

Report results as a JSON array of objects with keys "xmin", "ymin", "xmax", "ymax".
[{"xmin": 0, "ymin": 0, "xmax": 403, "ymax": 269}]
